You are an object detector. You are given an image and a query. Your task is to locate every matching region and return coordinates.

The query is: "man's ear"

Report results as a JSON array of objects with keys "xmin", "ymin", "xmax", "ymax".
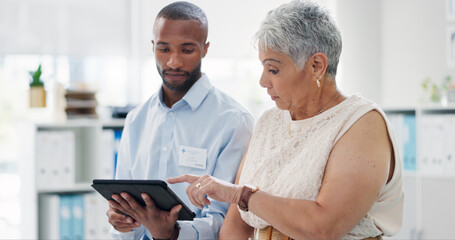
[
  {"xmin": 311, "ymin": 52, "xmax": 328, "ymax": 76},
  {"xmin": 151, "ymin": 40, "xmax": 155, "ymax": 52},
  {"xmin": 202, "ymin": 42, "xmax": 210, "ymax": 58}
]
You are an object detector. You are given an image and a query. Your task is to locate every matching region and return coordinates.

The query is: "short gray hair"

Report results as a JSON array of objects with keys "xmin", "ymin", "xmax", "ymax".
[{"xmin": 255, "ymin": 0, "xmax": 342, "ymax": 77}]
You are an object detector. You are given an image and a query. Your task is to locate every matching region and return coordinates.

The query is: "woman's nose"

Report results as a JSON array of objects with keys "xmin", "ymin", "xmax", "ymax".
[{"xmin": 259, "ymin": 73, "xmax": 271, "ymax": 89}]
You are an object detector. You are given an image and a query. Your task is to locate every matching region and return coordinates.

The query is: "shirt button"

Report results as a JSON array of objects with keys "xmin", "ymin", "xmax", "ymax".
[
  {"xmin": 162, "ymin": 147, "xmax": 168, "ymax": 152},
  {"xmin": 169, "ymin": 112, "xmax": 174, "ymax": 117}
]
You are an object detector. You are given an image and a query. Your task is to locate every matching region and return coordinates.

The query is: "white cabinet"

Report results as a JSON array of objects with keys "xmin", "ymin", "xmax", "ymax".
[
  {"xmin": 420, "ymin": 177, "xmax": 455, "ymax": 239},
  {"xmin": 384, "ymin": 106, "xmax": 455, "ymax": 239},
  {"xmin": 18, "ymin": 119, "xmax": 123, "ymax": 239}
]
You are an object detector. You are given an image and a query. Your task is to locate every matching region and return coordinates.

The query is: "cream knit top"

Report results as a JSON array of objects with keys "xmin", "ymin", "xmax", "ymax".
[{"xmin": 238, "ymin": 94, "xmax": 404, "ymax": 239}]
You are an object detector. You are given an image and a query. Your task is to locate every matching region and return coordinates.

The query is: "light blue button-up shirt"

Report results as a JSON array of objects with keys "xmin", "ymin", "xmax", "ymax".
[{"xmin": 111, "ymin": 74, "xmax": 254, "ymax": 240}]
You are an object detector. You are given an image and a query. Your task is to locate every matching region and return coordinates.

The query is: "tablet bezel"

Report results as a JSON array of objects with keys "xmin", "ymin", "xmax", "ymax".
[{"xmin": 91, "ymin": 179, "xmax": 195, "ymax": 221}]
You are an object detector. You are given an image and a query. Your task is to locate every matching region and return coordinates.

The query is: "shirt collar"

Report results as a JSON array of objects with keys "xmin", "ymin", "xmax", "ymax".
[
  {"xmin": 182, "ymin": 73, "xmax": 212, "ymax": 111},
  {"xmin": 157, "ymin": 73, "xmax": 212, "ymax": 111}
]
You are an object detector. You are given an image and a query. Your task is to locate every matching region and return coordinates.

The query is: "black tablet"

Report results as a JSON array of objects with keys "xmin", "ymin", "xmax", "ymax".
[{"xmin": 91, "ymin": 179, "xmax": 195, "ymax": 221}]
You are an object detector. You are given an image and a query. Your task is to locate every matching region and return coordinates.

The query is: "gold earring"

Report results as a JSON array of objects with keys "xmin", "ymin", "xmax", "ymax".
[{"xmin": 317, "ymin": 79, "xmax": 321, "ymax": 88}]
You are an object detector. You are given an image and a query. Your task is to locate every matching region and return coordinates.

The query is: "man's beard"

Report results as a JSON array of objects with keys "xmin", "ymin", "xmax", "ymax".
[{"xmin": 157, "ymin": 63, "xmax": 201, "ymax": 92}]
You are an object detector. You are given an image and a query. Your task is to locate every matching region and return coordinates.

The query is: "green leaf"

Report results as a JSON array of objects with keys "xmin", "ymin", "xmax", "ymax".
[{"xmin": 29, "ymin": 64, "xmax": 44, "ymax": 87}]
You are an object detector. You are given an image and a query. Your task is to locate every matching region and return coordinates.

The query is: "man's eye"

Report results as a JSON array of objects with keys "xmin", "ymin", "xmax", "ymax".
[
  {"xmin": 158, "ymin": 48, "xmax": 169, "ymax": 52},
  {"xmin": 182, "ymin": 49, "xmax": 194, "ymax": 54}
]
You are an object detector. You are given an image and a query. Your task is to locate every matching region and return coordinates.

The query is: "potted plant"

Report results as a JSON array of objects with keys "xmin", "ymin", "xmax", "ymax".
[{"xmin": 29, "ymin": 64, "xmax": 46, "ymax": 108}]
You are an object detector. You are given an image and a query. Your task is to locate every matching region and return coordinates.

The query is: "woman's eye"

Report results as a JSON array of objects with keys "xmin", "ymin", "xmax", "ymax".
[{"xmin": 269, "ymin": 69, "xmax": 279, "ymax": 75}]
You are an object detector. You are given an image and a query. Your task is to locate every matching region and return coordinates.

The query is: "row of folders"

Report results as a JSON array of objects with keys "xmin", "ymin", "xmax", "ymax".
[
  {"xmin": 35, "ymin": 129, "xmax": 122, "ymax": 189},
  {"xmin": 39, "ymin": 193, "xmax": 111, "ymax": 240},
  {"xmin": 387, "ymin": 113, "xmax": 455, "ymax": 175}
]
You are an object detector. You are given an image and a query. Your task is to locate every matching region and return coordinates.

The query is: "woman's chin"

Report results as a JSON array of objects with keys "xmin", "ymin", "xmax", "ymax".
[{"xmin": 274, "ymin": 102, "xmax": 287, "ymax": 111}]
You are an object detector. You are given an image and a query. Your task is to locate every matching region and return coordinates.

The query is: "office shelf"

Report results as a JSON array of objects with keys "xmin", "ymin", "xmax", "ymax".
[
  {"xmin": 19, "ymin": 120, "xmax": 123, "ymax": 239},
  {"xmin": 384, "ymin": 106, "xmax": 455, "ymax": 239}
]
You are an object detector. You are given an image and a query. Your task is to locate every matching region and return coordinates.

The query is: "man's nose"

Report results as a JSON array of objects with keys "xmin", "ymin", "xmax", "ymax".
[{"xmin": 167, "ymin": 52, "xmax": 184, "ymax": 69}]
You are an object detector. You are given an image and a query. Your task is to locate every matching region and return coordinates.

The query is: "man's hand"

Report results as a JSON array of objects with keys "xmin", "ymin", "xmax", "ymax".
[
  {"xmin": 110, "ymin": 193, "xmax": 182, "ymax": 239},
  {"xmin": 106, "ymin": 205, "xmax": 141, "ymax": 232}
]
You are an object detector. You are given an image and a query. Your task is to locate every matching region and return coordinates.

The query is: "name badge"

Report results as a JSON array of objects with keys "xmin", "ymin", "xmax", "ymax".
[{"xmin": 178, "ymin": 145, "xmax": 207, "ymax": 170}]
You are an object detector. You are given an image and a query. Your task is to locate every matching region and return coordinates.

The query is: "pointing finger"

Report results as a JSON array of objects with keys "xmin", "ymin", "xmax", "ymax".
[{"xmin": 167, "ymin": 174, "xmax": 200, "ymax": 184}]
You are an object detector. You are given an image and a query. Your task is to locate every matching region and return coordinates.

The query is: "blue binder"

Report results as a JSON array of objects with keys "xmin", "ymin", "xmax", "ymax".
[
  {"xmin": 403, "ymin": 114, "xmax": 417, "ymax": 171},
  {"xmin": 113, "ymin": 129, "xmax": 123, "ymax": 177},
  {"xmin": 72, "ymin": 194, "xmax": 84, "ymax": 240},
  {"xmin": 59, "ymin": 195, "xmax": 73, "ymax": 240}
]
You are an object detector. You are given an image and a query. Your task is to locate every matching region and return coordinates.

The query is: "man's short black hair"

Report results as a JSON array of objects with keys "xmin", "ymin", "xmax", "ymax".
[{"xmin": 156, "ymin": 1, "xmax": 208, "ymax": 36}]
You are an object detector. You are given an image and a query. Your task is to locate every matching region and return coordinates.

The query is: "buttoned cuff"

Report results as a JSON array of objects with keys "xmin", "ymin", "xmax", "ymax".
[
  {"xmin": 110, "ymin": 226, "xmax": 141, "ymax": 240},
  {"xmin": 178, "ymin": 221, "xmax": 199, "ymax": 240}
]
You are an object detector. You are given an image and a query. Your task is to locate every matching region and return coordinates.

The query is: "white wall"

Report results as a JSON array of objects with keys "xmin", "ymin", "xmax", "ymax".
[
  {"xmin": 0, "ymin": 0, "xmax": 131, "ymax": 56},
  {"xmin": 335, "ymin": 0, "xmax": 451, "ymax": 107},
  {"xmin": 381, "ymin": 0, "xmax": 450, "ymax": 107},
  {"xmin": 336, "ymin": 0, "xmax": 382, "ymax": 103}
]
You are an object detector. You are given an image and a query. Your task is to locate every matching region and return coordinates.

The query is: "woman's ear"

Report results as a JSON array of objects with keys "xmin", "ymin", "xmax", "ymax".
[{"xmin": 311, "ymin": 52, "xmax": 328, "ymax": 76}]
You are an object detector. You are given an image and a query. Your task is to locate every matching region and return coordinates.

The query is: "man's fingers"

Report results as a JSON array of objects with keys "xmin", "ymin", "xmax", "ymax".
[
  {"xmin": 110, "ymin": 218, "xmax": 135, "ymax": 227},
  {"xmin": 113, "ymin": 226, "xmax": 134, "ymax": 233},
  {"xmin": 108, "ymin": 206, "xmax": 133, "ymax": 223},
  {"xmin": 112, "ymin": 222, "xmax": 140, "ymax": 233},
  {"xmin": 109, "ymin": 199, "xmax": 130, "ymax": 216},
  {"xmin": 107, "ymin": 208, "xmax": 139, "ymax": 230},
  {"xmin": 141, "ymin": 193, "xmax": 157, "ymax": 210},
  {"xmin": 170, "ymin": 204, "xmax": 182, "ymax": 221},
  {"xmin": 112, "ymin": 194, "xmax": 130, "ymax": 208},
  {"xmin": 107, "ymin": 202, "xmax": 127, "ymax": 219},
  {"xmin": 121, "ymin": 192, "xmax": 141, "ymax": 210},
  {"xmin": 167, "ymin": 174, "xmax": 200, "ymax": 184},
  {"xmin": 108, "ymin": 200, "xmax": 121, "ymax": 210}
]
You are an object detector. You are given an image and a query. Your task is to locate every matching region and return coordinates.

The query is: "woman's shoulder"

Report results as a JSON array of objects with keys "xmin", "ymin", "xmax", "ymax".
[
  {"xmin": 348, "ymin": 93, "xmax": 382, "ymax": 109},
  {"xmin": 336, "ymin": 93, "xmax": 384, "ymax": 119}
]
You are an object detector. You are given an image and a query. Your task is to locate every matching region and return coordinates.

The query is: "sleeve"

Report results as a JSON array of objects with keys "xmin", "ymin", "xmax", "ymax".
[
  {"xmin": 176, "ymin": 112, "xmax": 255, "ymax": 239},
  {"xmin": 111, "ymin": 113, "xmax": 144, "ymax": 240},
  {"xmin": 114, "ymin": 113, "xmax": 133, "ymax": 180},
  {"xmin": 110, "ymin": 225, "xmax": 146, "ymax": 240}
]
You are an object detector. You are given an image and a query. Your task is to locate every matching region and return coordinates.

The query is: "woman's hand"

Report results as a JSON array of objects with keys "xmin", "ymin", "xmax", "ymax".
[{"xmin": 167, "ymin": 174, "xmax": 243, "ymax": 209}]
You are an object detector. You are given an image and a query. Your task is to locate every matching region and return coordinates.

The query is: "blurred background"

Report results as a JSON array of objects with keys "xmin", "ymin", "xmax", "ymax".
[{"xmin": 1, "ymin": 0, "xmax": 455, "ymax": 239}]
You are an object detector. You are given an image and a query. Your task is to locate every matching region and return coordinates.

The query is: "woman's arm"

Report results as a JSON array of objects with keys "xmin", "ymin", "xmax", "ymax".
[
  {"xmin": 218, "ymin": 203, "xmax": 254, "ymax": 239},
  {"xmin": 170, "ymin": 110, "xmax": 393, "ymax": 239},
  {"xmin": 218, "ymin": 150, "xmax": 254, "ymax": 239},
  {"xmin": 247, "ymin": 110, "xmax": 393, "ymax": 239}
]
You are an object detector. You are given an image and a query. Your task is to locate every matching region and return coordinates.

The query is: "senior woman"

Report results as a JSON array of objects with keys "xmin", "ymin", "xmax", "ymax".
[{"xmin": 168, "ymin": 1, "xmax": 403, "ymax": 239}]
